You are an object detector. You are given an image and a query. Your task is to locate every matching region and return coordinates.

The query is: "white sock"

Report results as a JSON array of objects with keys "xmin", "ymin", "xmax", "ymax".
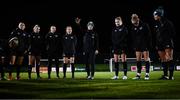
[
  {"xmin": 137, "ymin": 73, "xmax": 141, "ymax": 76},
  {"xmin": 146, "ymin": 73, "xmax": 149, "ymax": 76}
]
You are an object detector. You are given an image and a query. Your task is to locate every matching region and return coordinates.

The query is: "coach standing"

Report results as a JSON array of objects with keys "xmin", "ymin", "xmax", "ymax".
[{"xmin": 83, "ymin": 21, "xmax": 99, "ymax": 80}]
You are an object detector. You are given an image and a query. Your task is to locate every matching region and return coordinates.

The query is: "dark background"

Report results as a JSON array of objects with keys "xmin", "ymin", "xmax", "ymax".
[{"xmin": 0, "ymin": 0, "xmax": 179, "ymax": 63}]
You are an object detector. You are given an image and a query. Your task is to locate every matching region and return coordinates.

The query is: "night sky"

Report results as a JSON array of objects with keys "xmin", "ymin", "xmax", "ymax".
[{"xmin": 0, "ymin": 0, "xmax": 179, "ymax": 61}]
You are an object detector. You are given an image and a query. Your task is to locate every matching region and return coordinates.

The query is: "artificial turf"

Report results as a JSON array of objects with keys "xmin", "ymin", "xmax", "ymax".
[{"xmin": 0, "ymin": 71, "xmax": 180, "ymax": 99}]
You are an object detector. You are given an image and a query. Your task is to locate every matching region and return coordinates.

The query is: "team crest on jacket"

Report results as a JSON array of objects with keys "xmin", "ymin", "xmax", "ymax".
[
  {"xmin": 166, "ymin": 45, "xmax": 170, "ymax": 48},
  {"xmin": 139, "ymin": 26, "xmax": 143, "ymax": 30},
  {"xmin": 33, "ymin": 36, "xmax": 35, "ymax": 38},
  {"xmin": 55, "ymin": 35, "xmax": 58, "ymax": 37},
  {"xmin": 161, "ymin": 23, "xmax": 164, "ymax": 27},
  {"xmin": 155, "ymin": 25, "xmax": 158, "ymax": 28},
  {"xmin": 92, "ymin": 34, "xmax": 95, "ymax": 38},
  {"xmin": 23, "ymin": 33, "xmax": 26, "ymax": 36},
  {"xmin": 71, "ymin": 36, "xmax": 73, "ymax": 39},
  {"xmin": 119, "ymin": 28, "xmax": 122, "ymax": 31},
  {"xmin": 38, "ymin": 36, "xmax": 40, "ymax": 38}
]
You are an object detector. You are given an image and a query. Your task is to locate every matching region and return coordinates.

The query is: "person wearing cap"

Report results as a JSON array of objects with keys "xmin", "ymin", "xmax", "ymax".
[
  {"xmin": 111, "ymin": 16, "xmax": 129, "ymax": 80},
  {"xmin": 83, "ymin": 21, "xmax": 99, "ymax": 80},
  {"xmin": 130, "ymin": 14, "xmax": 152, "ymax": 80},
  {"xmin": 153, "ymin": 7, "xmax": 176, "ymax": 80}
]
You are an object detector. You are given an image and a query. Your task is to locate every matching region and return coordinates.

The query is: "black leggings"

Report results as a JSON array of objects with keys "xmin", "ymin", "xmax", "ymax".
[
  {"xmin": 48, "ymin": 55, "xmax": 60, "ymax": 77},
  {"xmin": 85, "ymin": 51, "xmax": 96, "ymax": 77}
]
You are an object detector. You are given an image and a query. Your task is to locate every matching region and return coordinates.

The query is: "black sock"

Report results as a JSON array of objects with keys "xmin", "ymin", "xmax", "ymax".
[
  {"xmin": 48, "ymin": 65, "xmax": 51, "ymax": 78},
  {"xmin": 91, "ymin": 63, "xmax": 95, "ymax": 77},
  {"xmin": 36, "ymin": 64, "xmax": 40, "ymax": 77},
  {"xmin": 162, "ymin": 62, "xmax": 168, "ymax": 76},
  {"xmin": 86, "ymin": 64, "xmax": 90, "ymax": 76},
  {"xmin": 16, "ymin": 65, "xmax": 21, "ymax": 78},
  {"xmin": 8, "ymin": 64, "xmax": 13, "ymax": 76},
  {"xmin": 28, "ymin": 65, "xmax": 32, "ymax": 79},
  {"xmin": 123, "ymin": 62, "xmax": 127, "ymax": 76},
  {"xmin": 63, "ymin": 63, "xmax": 67, "ymax": 77},
  {"xmin": 55, "ymin": 64, "xmax": 59, "ymax": 77},
  {"xmin": 0, "ymin": 64, "xmax": 4, "ymax": 79},
  {"xmin": 71, "ymin": 63, "xmax": 75, "ymax": 78},
  {"xmin": 114, "ymin": 62, "xmax": 119, "ymax": 76},
  {"xmin": 137, "ymin": 61, "xmax": 142, "ymax": 74},
  {"xmin": 145, "ymin": 61, "xmax": 150, "ymax": 73},
  {"xmin": 169, "ymin": 60, "xmax": 175, "ymax": 78}
]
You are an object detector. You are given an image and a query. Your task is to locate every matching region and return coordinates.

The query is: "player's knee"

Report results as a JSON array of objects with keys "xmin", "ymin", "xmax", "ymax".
[
  {"xmin": 28, "ymin": 60, "xmax": 33, "ymax": 65},
  {"xmin": 136, "ymin": 57, "xmax": 141, "ymax": 61},
  {"xmin": 64, "ymin": 59, "xmax": 68, "ymax": 64},
  {"xmin": 70, "ymin": 58, "xmax": 75, "ymax": 63},
  {"xmin": 70, "ymin": 60, "xmax": 74, "ymax": 63},
  {"xmin": 10, "ymin": 60, "xmax": 15, "ymax": 65},
  {"xmin": 114, "ymin": 58, "xmax": 118, "ymax": 62},
  {"xmin": 70, "ymin": 61, "xmax": 74, "ymax": 64},
  {"xmin": 144, "ymin": 57, "xmax": 149, "ymax": 61},
  {"xmin": 165, "ymin": 54, "xmax": 171, "ymax": 61},
  {"xmin": 121, "ymin": 58, "xmax": 126, "ymax": 62}
]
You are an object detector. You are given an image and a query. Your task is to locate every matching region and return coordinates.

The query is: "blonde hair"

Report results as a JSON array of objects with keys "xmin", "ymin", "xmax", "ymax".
[
  {"xmin": 115, "ymin": 16, "xmax": 122, "ymax": 21},
  {"xmin": 131, "ymin": 14, "xmax": 139, "ymax": 21}
]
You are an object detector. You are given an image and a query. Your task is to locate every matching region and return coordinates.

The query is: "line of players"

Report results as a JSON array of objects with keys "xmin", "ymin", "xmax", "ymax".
[
  {"xmin": 111, "ymin": 7, "xmax": 175, "ymax": 80},
  {"xmin": 1, "ymin": 18, "xmax": 99, "ymax": 80},
  {"xmin": 0, "ymin": 7, "xmax": 176, "ymax": 80}
]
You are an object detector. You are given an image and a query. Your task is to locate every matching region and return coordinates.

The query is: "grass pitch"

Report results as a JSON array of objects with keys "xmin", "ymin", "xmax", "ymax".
[{"xmin": 0, "ymin": 71, "xmax": 180, "ymax": 99}]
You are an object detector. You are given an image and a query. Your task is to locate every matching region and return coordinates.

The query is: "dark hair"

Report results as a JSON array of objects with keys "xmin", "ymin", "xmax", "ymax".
[{"xmin": 153, "ymin": 6, "xmax": 164, "ymax": 17}]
